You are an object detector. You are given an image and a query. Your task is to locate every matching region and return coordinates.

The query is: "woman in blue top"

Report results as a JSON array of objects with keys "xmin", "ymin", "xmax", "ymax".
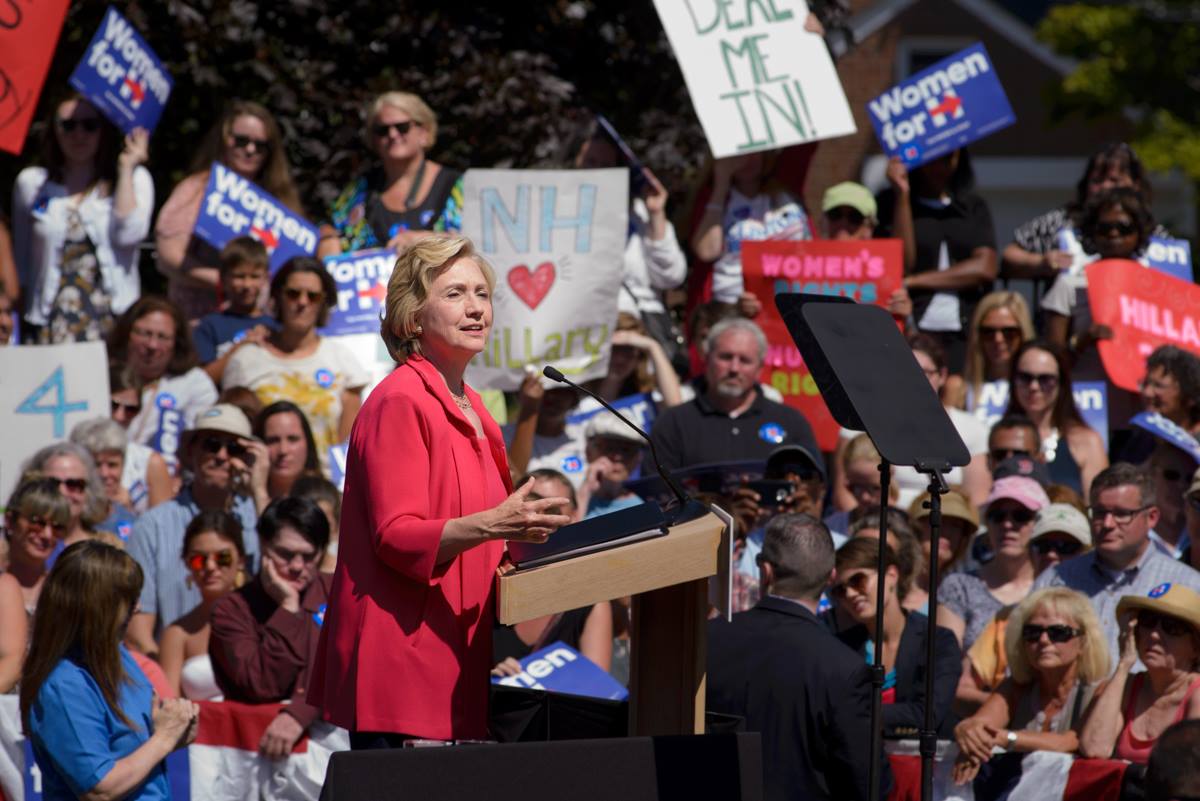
[{"xmin": 20, "ymin": 541, "xmax": 199, "ymax": 801}]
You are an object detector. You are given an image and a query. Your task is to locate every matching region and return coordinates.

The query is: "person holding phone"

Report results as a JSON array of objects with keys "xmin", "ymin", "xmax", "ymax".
[{"xmin": 125, "ymin": 404, "xmax": 265, "ymax": 657}]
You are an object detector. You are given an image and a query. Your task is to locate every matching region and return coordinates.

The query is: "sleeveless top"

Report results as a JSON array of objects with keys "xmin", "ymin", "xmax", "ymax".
[
  {"xmin": 1114, "ymin": 674, "xmax": 1200, "ymax": 763},
  {"xmin": 1045, "ymin": 429, "xmax": 1083, "ymax": 495},
  {"xmin": 180, "ymin": 654, "xmax": 224, "ymax": 701}
]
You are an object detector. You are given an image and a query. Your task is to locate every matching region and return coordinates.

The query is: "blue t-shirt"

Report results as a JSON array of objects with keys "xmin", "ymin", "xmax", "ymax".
[
  {"xmin": 29, "ymin": 646, "xmax": 169, "ymax": 801},
  {"xmin": 192, "ymin": 310, "xmax": 277, "ymax": 363}
]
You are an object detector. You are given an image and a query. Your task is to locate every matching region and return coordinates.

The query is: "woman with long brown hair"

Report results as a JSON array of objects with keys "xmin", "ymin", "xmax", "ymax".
[
  {"xmin": 21, "ymin": 541, "xmax": 199, "ymax": 801},
  {"xmin": 155, "ymin": 100, "xmax": 302, "ymax": 320}
]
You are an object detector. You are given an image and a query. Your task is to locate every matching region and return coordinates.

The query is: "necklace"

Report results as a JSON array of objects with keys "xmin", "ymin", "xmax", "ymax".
[{"xmin": 449, "ymin": 386, "xmax": 471, "ymax": 411}]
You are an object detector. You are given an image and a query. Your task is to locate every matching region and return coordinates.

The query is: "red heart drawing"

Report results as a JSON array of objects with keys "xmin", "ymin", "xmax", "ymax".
[{"xmin": 508, "ymin": 262, "xmax": 556, "ymax": 310}]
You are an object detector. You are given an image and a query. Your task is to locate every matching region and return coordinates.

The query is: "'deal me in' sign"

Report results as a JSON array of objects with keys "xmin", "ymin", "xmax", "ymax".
[
  {"xmin": 68, "ymin": 6, "xmax": 172, "ymax": 134},
  {"xmin": 867, "ymin": 43, "xmax": 1015, "ymax": 168},
  {"xmin": 652, "ymin": 0, "xmax": 856, "ymax": 158}
]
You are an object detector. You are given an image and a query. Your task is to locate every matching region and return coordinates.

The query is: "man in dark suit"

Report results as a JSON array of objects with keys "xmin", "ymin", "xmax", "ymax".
[{"xmin": 707, "ymin": 513, "xmax": 890, "ymax": 801}]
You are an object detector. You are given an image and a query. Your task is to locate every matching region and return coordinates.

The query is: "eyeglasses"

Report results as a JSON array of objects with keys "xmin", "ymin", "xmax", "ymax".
[
  {"xmin": 1030, "ymin": 537, "xmax": 1083, "ymax": 557},
  {"xmin": 1136, "ymin": 610, "xmax": 1193, "ymax": 638},
  {"xmin": 989, "ymin": 448, "xmax": 1032, "ymax": 462},
  {"xmin": 1095, "ymin": 221, "xmax": 1135, "ymax": 237},
  {"xmin": 1020, "ymin": 624, "xmax": 1081, "ymax": 643},
  {"xmin": 980, "ymin": 325, "xmax": 1021, "ymax": 341},
  {"xmin": 48, "ymin": 477, "xmax": 89, "ymax": 493},
  {"xmin": 1015, "ymin": 371, "xmax": 1059, "ymax": 392},
  {"xmin": 283, "ymin": 287, "xmax": 325, "ymax": 304},
  {"xmin": 829, "ymin": 572, "xmax": 872, "ymax": 599},
  {"xmin": 267, "ymin": 545, "xmax": 319, "ymax": 566},
  {"xmin": 1088, "ymin": 505, "xmax": 1151, "ymax": 526},
  {"xmin": 200, "ymin": 435, "xmax": 248, "ymax": 460},
  {"xmin": 111, "ymin": 398, "xmax": 142, "ymax": 416},
  {"xmin": 57, "ymin": 117, "xmax": 101, "ymax": 134},
  {"xmin": 186, "ymin": 549, "xmax": 237, "ymax": 572},
  {"xmin": 230, "ymin": 134, "xmax": 271, "ymax": 154},
  {"xmin": 130, "ymin": 326, "xmax": 174, "ymax": 344},
  {"xmin": 825, "ymin": 207, "xmax": 866, "ymax": 226},
  {"xmin": 986, "ymin": 507, "xmax": 1036, "ymax": 526},
  {"xmin": 372, "ymin": 120, "xmax": 419, "ymax": 138}
]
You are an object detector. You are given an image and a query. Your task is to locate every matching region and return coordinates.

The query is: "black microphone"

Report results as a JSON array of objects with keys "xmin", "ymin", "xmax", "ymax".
[{"xmin": 542, "ymin": 365, "xmax": 690, "ymax": 510}]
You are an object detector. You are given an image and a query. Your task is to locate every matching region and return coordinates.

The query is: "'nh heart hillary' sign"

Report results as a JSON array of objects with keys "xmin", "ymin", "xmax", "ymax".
[{"xmin": 462, "ymin": 168, "xmax": 629, "ymax": 391}]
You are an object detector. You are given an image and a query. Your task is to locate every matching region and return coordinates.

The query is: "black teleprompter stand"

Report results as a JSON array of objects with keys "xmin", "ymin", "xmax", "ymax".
[{"xmin": 774, "ymin": 294, "xmax": 969, "ymax": 801}]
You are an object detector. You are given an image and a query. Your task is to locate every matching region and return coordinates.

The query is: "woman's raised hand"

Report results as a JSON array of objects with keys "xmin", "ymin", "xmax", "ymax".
[{"xmin": 486, "ymin": 478, "xmax": 572, "ymax": 544}]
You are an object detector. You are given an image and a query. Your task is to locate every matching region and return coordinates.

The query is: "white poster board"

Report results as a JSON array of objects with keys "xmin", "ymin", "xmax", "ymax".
[
  {"xmin": 462, "ymin": 168, "xmax": 628, "ymax": 391},
  {"xmin": 652, "ymin": 0, "xmax": 856, "ymax": 157},
  {"xmin": 0, "ymin": 342, "xmax": 110, "ymax": 506}
]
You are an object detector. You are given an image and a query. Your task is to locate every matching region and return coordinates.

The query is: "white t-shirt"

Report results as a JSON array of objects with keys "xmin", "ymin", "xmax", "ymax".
[
  {"xmin": 121, "ymin": 441, "xmax": 155, "ymax": 515},
  {"xmin": 502, "ymin": 426, "xmax": 589, "ymax": 489},
  {"xmin": 223, "ymin": 338, "xmax": 370, "ymax": 462},
  {"xmin": 712, "ymin": 189, "xmax": 811, "ymax": 304}
]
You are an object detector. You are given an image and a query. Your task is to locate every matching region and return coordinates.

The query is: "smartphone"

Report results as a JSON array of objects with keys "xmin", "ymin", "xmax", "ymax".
[{"xmin": 745, "ymin": 479, "xmax": 796, "ymax": 508}]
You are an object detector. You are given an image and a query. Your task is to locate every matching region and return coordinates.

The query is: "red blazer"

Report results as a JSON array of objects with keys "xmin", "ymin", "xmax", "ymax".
[{"xmin": 308, "ymin": 356, "xmax": 512, "ymax": 738}]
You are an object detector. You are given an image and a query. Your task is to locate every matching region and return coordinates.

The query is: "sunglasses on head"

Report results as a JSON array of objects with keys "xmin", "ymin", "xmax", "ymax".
[
  {"xmin": 980, "ymin": 325, "xmax": 1021, "ymax": 341},
  {"xmin": 111, "ymin": 398, "xmax": 142, "ymax": 415},
  {"xmin": 200, "ymin": 435, "xmax": 248, "ymax": 460},
  {"xmin": 186, "ymin": 549, "xmax": 237, "ymax": 572},
  {"xmin": 1021, "ymin": 624, "xmax": 1081, "ymax": 644},
  {"xmin": 1096, "ymin": 221, "xmax": 1135, "ymax": 237},
  {"xmin": 825, "ymin": 207, "xmax": 865, "ymax": 226},
  {"xmin": 829, "ymin": 572, "xmax": 872, "ymax": 599},
  {"xmin": 1136, "ymin": 610, "xmax": 1193, "ymax": 638},
  {"xmin": 373, "ymin": 120, "xmax": 419, "ymax": 138},
  {"xmin": 1015, "ymin": 371, "xmax": 1059, "ymax": 391},
  {"xmin": 283, "ymin": 287, "xmax": 325, "ymax": 303},
  {"xmin": 49, "ymin": 477, "xmax": 88, "ymax": 493},
  {"xmin": 230, "ymin": 133, "xmax": 271, "ymax": 154},
  {"xmin": 57, "ymin": 117, "xmax": 101, "ymax": 133},
  {"xmin": 986, "ymin": 507, "xmax": 1035, "ymax": 526},
  {"xmin": 1030, "ymin": 537, "xmax": 1083, "ymax": 557}
]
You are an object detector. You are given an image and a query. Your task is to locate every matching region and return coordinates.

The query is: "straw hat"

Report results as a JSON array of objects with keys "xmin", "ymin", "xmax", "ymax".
[
  {"xmin": 1115, "ymin": 583, "xmax": 1200, "ymax": 636},
  {"xmin": 908, "ymin": 488, "xmax": 979, "ymax": 529}
]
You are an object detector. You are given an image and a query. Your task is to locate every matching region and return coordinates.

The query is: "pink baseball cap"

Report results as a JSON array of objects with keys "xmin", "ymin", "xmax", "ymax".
[{"xmin": 985, "ymin": 476, "xmax": 1050, "ymax": 511}]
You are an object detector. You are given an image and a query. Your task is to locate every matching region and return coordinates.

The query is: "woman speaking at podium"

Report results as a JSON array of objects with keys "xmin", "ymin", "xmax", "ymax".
[{"xmin": 310, "ymin": 235, "xmax": 571, "ymax": 749}]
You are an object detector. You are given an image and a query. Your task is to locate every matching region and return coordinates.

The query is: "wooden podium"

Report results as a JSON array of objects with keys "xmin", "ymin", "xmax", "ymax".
[{"xmin": 497, "ymin": 510, "xmax": 729, "ymax": 736}]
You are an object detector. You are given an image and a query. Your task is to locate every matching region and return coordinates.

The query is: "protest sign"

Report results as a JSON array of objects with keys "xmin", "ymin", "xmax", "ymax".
[
  {"xmin": 651, "ymin": 0, "xmax": 855, "ymax": 157},
  {"xmin": 867, "ymin": 43, "xmax": 1015, "ymax": 168},
  {"xmin": 193, "ymin": 162, "xmax": 318, "ymax": 271},
  {"xmin": 742, "ymin": 239, "xmax": 904, "ymax": 450},
  {"xmin": 321, "ymin": 248, "xmax": 394, "ymax": 336},
  {"xmin": 491, "ymin": 642, "xmax": 629, "ymax": 701},
  {"xmin": 1145, "ymin": 236, "xmax": 1192, "ymax": 283},
  {"xmin": 1087, "ymin": 259, "xmax": 1200, "ymax": 392},
  {"xmin": 0, "ymin": 0, "xmax": 70, "ymax": 155},
  {"xmin": 68, "ymin": 7, "xmax": 172, "ymax": 135},
  {"xmin": 970, "ymin": 379, "xmax": 1110, "ymax": 453},
  {"xmin": 0, "ymin": 342, "xmax": 109, "ymax": 506},
  {"xmin": 462, "ymin": 168, "xmax": 628, "ymax": 391},
  {"xmin": 1130, "ymin": 412, "xmax": 1200, "ymax": 464}
]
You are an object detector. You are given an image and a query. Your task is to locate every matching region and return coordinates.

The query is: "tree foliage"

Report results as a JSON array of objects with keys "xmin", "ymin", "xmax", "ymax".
[{"xmin": 1037, "ymin": 1, "xmax": 1200, "ymax": 180}]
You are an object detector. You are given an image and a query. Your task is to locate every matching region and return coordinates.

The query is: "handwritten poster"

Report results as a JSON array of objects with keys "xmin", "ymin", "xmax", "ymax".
[
  {"xmin": 742, "ymin": 239, "xmax": 904, "ymax": 450},
  {"xmin": 0, "ymin": 0, "xmax": 71, "ymax": 155},
  {"xmin": 462, "ymin": 168, "xmax": 628, "ymax": 391},
  {"xmin": 651, "ymin": 0, "xmax": 856, "ymax": 157}
]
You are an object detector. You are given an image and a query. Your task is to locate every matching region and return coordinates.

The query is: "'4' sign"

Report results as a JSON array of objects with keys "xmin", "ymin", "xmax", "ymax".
[{"xmin": 17, "ymin": 366, "xmax": 88, "ymax": 437}]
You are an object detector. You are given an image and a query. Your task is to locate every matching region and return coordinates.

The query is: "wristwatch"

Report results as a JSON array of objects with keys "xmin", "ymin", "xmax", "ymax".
[{"xmin": 1005, "ymin": 730, "xmax": 1019, "ymax": 751}]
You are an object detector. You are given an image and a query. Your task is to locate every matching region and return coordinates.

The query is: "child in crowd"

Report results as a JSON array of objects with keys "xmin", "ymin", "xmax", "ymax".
[{"xmin": 193, "ymin": 236, "xmax": 277, "ymax": 384}]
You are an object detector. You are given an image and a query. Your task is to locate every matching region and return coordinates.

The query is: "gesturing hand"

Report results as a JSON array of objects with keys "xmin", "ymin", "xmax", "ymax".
[{"xmin": 487, "ymin": 478, "xmax": 573, "ymax": 544}]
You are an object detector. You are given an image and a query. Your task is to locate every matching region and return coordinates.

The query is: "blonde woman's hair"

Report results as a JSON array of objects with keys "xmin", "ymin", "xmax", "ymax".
[
  {"xmin": 962, "ymin": 291, "xmax": 1035, "ymax": 405},
  {"xmin": 843, "ymin": 433, "xmax": 882, "ymax": 469},
  {"xmin": 381, "ymin": 235, "xmax": 496, "ymax": 364},
  {"xmin": 368, "ymin": 92, "xmax": 438, "ymax": 149},
  {"xmin": 1005, "ymin": 587, "xmax": 1110, "ymax": 685}
]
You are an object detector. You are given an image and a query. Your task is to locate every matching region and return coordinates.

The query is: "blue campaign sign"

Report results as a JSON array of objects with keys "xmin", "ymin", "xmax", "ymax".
[
  {"xmin": 194, "ymin": 162, "xmax": 318, "ymax": 271},
  {"xmin": 867, "ymin": 43, "xmax": 1015, "ymax": 168},
  {"xmin": 321, "ymin": 248, "xmax": 394, "ymax": 336},
  {"xmin": 566, "ymin": 392, "xmax": 658, "ymax": 433},
  {"xmin": 1145, "ymin": 237, "xmax": 1193, "ymax": 283},
  {"xmin": 67, "ymin": 7, "xmax": 172, "ymax": 134},
  {"xmin": 328, "ymin": 442, "xmax": 349, "ymax": 492},
  {"xmin": 491, "ymin": 641, "xmax": 628, "ymax": 701},
  {"xmin": 1130, "ymin": 412, "xmax": 1200, "ymax": 464},
  {"xmin": 971, "ymin": 380, "xmax": 1108, "ymax": 453}
]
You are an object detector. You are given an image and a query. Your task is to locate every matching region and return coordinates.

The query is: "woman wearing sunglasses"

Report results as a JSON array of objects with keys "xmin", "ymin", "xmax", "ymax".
[
  {"xmin": 156, "ymin": 100, "xmax": 302, "ymax": 320},
  {"xmin": 952, "ymin": 587, "xmax": 1109, "ymax": 785},
  {"xmin": 318, "ymin": 91, "xmax": 463, "ymax": 258},
  {"xmin": 949, "ymin": 290, "xmax": 1036, "ymax": 413},
  {"xmin": 1004, "ymin": 339, "xmax": 1108, "ymax": 497},
  {"xmin": 12, "ymin": 91, "xmax": 152, "ymax": 343},
  {"xmin": 22, "ymin": 442, "xmax": 115, "ymax": 552},
  {"xmin": 1080, "ymin": 583, "xmax": 1200, "ymax": 761},
  {"xmin": 158, "ymin": 511, "xmax": 246, "ymax": 700},
  {"xmin": 830, "ymin": 537, "xmax": 962, "ymax": 737},
  {"xmin": 223, "ymin": 257, "xmax": 369, "ymax": 465}
]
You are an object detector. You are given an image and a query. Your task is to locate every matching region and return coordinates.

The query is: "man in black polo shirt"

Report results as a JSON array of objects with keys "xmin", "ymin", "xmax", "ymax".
[{"xmin": 650, "ymin": 317, "xmax": 818, "ymax": 470}]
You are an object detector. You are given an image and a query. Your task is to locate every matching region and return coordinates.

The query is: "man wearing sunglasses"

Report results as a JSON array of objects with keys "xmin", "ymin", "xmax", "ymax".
[
  {"xmin": 1035, "ymin": 463, "xmax": 1200, "ymax": 664},
  {"xmin": 126, "ymin": 404, "xmax": 266, "ymax": 657},
  {"xmin": 1147, "ymin": 440, "xmax": 1200, "ymax": 560}
]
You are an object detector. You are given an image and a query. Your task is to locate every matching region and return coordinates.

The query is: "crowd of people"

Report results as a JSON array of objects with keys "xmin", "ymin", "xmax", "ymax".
[{"xmin": 2, "ymin": 81, "xmax": 1200, "ymax": 801}]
